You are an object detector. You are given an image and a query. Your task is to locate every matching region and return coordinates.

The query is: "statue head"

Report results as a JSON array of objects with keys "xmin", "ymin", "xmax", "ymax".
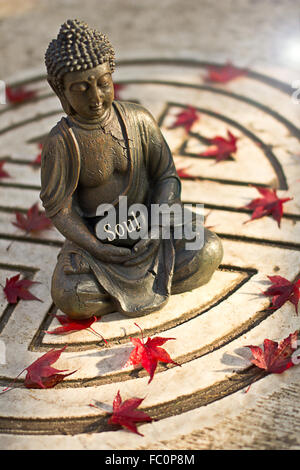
[{"xmin": 45, "ymin": 19, "xmax": 116, "ymax": 121}]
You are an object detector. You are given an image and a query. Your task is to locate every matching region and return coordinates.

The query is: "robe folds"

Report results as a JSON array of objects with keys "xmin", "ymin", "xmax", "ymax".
[{"xmin": 40, "ymin": 101, "xmax": 198, "ymax": 316}]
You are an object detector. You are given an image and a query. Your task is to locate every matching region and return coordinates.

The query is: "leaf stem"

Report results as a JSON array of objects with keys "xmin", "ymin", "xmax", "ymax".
[
  {"xmin": 134, "ymin": 322, "xmax": 145, "ymax": 344},
  {"xmin": 0, "ymin": 368, "xmax": 27, "ymax": 394},
  {"xmin": 88, "ymin": 327, "xmax": 108, "ymax": 344},
  {"xmin": 6, "ymin": 240, "xmax": 13, "ymax": 251}
]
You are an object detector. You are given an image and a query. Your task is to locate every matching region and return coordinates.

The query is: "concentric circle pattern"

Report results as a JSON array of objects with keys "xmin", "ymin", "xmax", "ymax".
[{"xmin": 0, "ymin": 60, "xmax": 299, "ymax": 446}]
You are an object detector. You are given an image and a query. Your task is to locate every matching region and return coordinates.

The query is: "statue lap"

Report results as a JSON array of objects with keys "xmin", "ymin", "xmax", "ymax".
[{"xmin": 51, "ymin": 226, "xmax": 223, "ymax": 319}]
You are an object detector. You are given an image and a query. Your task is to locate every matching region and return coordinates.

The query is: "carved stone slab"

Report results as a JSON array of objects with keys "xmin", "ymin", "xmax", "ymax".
[{"xmin": 0, "ymin": 59, "xmax": 299, "ymax": 449}]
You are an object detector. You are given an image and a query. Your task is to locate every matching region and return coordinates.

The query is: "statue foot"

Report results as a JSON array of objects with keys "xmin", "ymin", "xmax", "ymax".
[
  {"xmin": 51, "ymin": 266, "xmax": 116, "ymax": 320},
  {"xmin": 171, "ymin": 229, "xmax": 223, "ymax": 295}
]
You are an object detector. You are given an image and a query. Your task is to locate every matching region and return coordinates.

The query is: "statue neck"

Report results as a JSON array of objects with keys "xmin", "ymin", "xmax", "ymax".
[{"xmin": 69, "ymin": 106, "xmax": 113, "ymax": 130}]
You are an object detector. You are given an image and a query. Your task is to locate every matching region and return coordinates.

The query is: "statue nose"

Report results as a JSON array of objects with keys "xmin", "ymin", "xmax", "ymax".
[{"xmin": 89, "ymin": 85, "xmax": 103, "ymax": 105}]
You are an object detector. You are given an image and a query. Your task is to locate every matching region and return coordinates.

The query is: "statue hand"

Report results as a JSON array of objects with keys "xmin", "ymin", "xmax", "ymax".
[
  {"xmin": 131, "ymin": 226, "xmax": 161, "ymax": 255},
  {"xmin": 63, "ymin": 252, "xmax": 91, "ymax": 274},
  {"xmin": 123, "ymin": 237, "xmax": 160, "ymax": 267},
  {"xmin": 95, "ymin": 243, "xmax": 132, "ymax": 264}
]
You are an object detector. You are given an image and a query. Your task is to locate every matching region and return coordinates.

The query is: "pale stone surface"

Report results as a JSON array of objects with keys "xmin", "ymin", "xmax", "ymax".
[
  {"xmin": 0, "ymin": 0, "xmax": 299, "ymax": 450},
  {"xmin": 1, "ymin": 0, "xmax": 300, "ymax": 78}
]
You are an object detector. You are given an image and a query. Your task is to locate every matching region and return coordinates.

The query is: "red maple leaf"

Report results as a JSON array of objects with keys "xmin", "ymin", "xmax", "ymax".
[
  {"xmin": 0, "ymin": 161, "xmax": 10, "ymax": 179},
  {"xmin": 32, "ymin": 143, "xmax": 43, "ymax": 166},
  {"xmin": 46, "ymin": 314, "xmax": 107, "ymax": 343},
  {"xmin": 6, "ymin": 85, "xmax": 36, "ymax": 104},
  {"xmin": 168, "ymin": 106, "xmax": 200, "ymax": 133},
  {"xmin": 263, "ymin": 275, "xmax": 300, "ymax": 314},
  {"xmin": 123, "ymin": 323, "xmax": 180, "ymax": 383},
  {"xmin": 205, "ymin": 62, "xmax": 247, "ymax": 83},
  {"xmin": 12, "ymin": 203, "xmax": 52, "ymax": 235},
  {"xmin": 3, "ymin": 273, "xmax": 41, "ymax": 304},
  {"xmin": 246, "ymin": 331, "xmax": 299, "ymax": 375},
  {"xmin": 204, "ymin": 209, "xmax": 215, "ymax": 230},
  {"xmin": 113, "ymin": 83, "xmax": 125, "ymax": 101},
  {"xmin": 107, "ymin": 390, "xmax": 152, "ymax": 435},
  {"xmin": 1, "ymin": 346, "xmax": 76, "ymax": 392},
  {"xmin": 176, "ymin": 165, "xmax": 194, "ymax": 179},
  {"xmin": 243, "ymin": 187, "xmax": 293, "ymax": 227},
  {"xmin": 199, "ymin": 130, "xmax": 238, "ymax": 162}
]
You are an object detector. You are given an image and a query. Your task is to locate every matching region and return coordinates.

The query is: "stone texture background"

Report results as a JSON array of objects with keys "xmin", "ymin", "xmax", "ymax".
[{"xmin": 0, "ymin": 0, "xmax": 300, "ymax": 79}]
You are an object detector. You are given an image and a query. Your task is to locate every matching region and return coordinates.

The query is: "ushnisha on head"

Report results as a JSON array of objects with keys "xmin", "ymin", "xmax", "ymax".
[{"xmin": 45, "ymin": 19, "xmax": 116, "ymax": 121}]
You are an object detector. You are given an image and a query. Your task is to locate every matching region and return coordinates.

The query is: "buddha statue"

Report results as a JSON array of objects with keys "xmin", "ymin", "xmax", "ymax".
[{"xmin": 40, "ymin": 19, "xmax": 223, "ymax": 319}]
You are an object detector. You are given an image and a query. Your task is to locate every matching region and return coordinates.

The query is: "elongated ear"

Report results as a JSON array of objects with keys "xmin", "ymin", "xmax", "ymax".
[{"xmin": 47, "ymin": 76, "xmax": 74, "ymax": 115}]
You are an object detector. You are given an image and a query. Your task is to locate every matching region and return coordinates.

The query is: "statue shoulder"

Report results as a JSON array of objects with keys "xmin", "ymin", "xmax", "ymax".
[
  {"xmin": 42, "ymin": 118, "xmax": 68, "ymax": 155},
  {"xmin": 115, "ymin": 100, "xmax": 157, "ymax": 127}
]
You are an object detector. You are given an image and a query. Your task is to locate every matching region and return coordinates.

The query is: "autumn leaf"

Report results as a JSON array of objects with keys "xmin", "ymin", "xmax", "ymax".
[
  {"xmin": 113, "ymin": 83, "xmax": 125, "ymax": 101},
  {"xmin": 33, "ymin": 154, "xmax": 41, "ymax": 166},
  {"xmin": 1, "ymin": 346, "xmax": 76, "ymax": 392},
  {"xmin": 199, "ymin": 130, "xmax": 238, "ymax": 163},
  {"xmin": 176, "ymin": 165, "xmax": 194, "ymax": 180},
  {"xmin": 3, "ymin": 273, "xmax": 41, "ymax": 304},
  {"xmin": 106, "ymin": 390, "xmax": 152, "ymax": 435},
  {"xmin": 12, "ymin": 203, "xmax": 52, "ymax": 235},
  {"xmin": 46, "ymin": 314, "xmax": 107, "ymax": 343},
  {"xmin": 7, "ymin": 203, "xmax": 52, "ymax": 252},
  {"xmin": 168, "ymin": 106, "xmax": 200, "ymax": 133},
  {"xmin": 6, "ymin": 85, "xmax": 36, "ymax": 104},
  {"xmin": 246, "ymin": 331, "xmax": 299, "ymax": 375},
  {"xmin": 123, "ymin": 323, "xmax": 180, "ymax": 383},
  {"xmin": 263, "ymin": 275, "xmax": 300, "ymax": 314},
  {"xmin": 24, "ymin": 347, "xmax": 76, "ymax": 389},
  {"xmin": 243, "ymin": 186, "xmax": 293, "ymax": 227},
  {"xmin": 0, "ymin": 161, "xmax": 10, "ymax": 179},
  {"xmin": 205, "ymin": 62, "xmax": 247, "ymax": 83},
  {"xmin": 204, "ymin": 209, "xmax": 215, "ymax": 230},
  {"xmin": 32, "ymin": 143, "xmax": 43, "ymax": 166}
]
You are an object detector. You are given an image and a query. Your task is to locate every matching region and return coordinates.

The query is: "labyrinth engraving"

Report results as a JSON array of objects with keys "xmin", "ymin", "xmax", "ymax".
[{"xmin": 0, "ymin": 60, "xmax": 299, "ymax": 438}]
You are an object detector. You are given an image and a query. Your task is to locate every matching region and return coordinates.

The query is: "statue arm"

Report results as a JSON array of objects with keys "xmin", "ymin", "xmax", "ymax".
[
  {"xmin": 50, "ymin": 199, "xmax": 104, "ymax": 258},
  {"xmin": 124, "ymin": 107, "xmax": 181, "ymax": 263},
  {"xmin": 40, "ymin": 130, "xmax": 131, "ymax": 263},
  {"xmin": 141, "ymin": 109, "xmax": 181, "ymax": 206},
  {"xmin": 53, "ymin": 200, "xmax": 133, "ymax": 263}
]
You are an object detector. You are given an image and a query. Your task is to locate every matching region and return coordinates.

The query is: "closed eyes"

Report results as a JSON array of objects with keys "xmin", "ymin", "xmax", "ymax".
[{"xmin": 70, "ymin": 79, "xmax": 112, "ymax": 93}]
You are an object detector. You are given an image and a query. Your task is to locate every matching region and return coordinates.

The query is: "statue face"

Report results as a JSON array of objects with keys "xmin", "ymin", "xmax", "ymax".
[{"xmin": 63, "ymin": 62, "xmax": 114, "ymax": 121}]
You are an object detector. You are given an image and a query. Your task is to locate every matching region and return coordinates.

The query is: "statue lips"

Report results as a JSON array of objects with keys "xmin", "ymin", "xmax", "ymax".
[
  {"xmin": 90, "ymin": 104, "xmax": 101, "ymax": 109},
  {"xmin": 90, "ymin": 104, "xmax": 102, "ymax": 112},
  {"xmin": 89, "ymin": 103, "xmax": 109, "ymax": 119}
]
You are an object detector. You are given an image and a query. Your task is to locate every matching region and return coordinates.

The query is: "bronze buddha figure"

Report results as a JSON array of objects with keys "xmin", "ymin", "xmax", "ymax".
[{"xmin": 40, "ymin": 19, "xmax": 223, "ymax": 319}]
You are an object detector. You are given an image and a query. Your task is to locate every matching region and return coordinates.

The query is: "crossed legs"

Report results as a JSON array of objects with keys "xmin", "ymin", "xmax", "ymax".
[{"xmin": 51, "ymin": 228, "xmax": 223, "ymax": 319}]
